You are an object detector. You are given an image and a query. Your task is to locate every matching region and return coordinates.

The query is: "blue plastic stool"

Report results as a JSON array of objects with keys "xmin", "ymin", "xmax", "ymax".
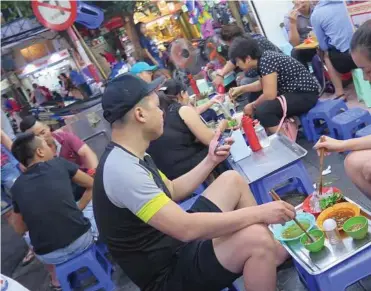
[
  {"xmin": 95, "ymin": 242, "xmax": 113, "ymax": 275},
  {"xmin": 307, "ymin": 100, "xmax": 348, "ymax": 142},
  {"xmin": 250, "ymin": 160, "xmax": 314, "ymax": 204},
  {"xmin": 355, "ymin": 124, "xmax": 371, "ymax": 138},
  {"xmin": 56, "ymin": 244, "xmax": 115, "ymax": 291},
  {"xmin": 331, "ymin": 108, "xmax": 371, "ymax": 140},
  {"xmin": 299, "ymin": 113, "xmax": 313, "ymax": 141},
  {"xmin": 293, "ymin": 245, "xmax": 371, "ymax": 291},
  {"xmin": 179, "ymin": 183, "xmax": 207, "ymax": 210}
]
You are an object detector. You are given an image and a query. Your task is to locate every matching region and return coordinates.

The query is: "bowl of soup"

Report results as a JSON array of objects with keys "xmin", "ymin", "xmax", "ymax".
[
  {"xmin": 317, "ymin": 202, "xmax": 360, "ymax": 231},
  {"xmin": 271, "ymin": 213, "xmax": 316, "ymax": 241},
  {"xmin": 300, "ymin": 229, "xmax": 325, "ymax": 253},
  {"xmin": 343, "ymin": 216, "xmax": 369, "ymax": 240}
]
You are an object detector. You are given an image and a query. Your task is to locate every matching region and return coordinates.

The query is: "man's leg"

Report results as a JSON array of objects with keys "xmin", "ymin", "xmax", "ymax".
[
  {"xmin": 324, "ymin": 52, "xmax": 345, "ymax": 97},
  {"xmin": 202, "ymin": 171, "xmax": 289, "ymax": 290},
  {"xmin": 345, "ymin": 150, "xmax": 371, "ymax": 199},
  {"xmin": 202, "ymin": 170, "xmax": 257, "ymax": 211},
  {"xmin": 213, "ymin": 224, "xmax": 277, "ymax": 291}
]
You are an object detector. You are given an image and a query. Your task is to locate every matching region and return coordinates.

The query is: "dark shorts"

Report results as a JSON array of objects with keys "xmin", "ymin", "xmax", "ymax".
[
  {"xmin": 162, "ymin": 196, "xmax": 240, "ymax": 291},
  {"xmin": 328, "ymin": 48, "xmax": 357, "ymax": 74}
]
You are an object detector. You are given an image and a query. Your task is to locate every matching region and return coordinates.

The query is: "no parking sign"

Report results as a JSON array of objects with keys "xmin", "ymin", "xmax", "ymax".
[{"xmin": 32, "ymin": 0, "xmax": 77, "ymax": 31}]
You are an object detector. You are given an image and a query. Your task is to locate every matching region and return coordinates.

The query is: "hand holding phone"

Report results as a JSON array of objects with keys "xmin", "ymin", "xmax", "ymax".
[{"xmin": 214, "ymin": 129, "xmax": 233, "ymax": 153}]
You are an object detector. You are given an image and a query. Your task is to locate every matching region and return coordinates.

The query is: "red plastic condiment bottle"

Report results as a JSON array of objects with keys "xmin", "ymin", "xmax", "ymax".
[
  {"xmin": 217, "ymin": 84, "xmax": 225, "ymax": 94},
  {"xmin": 188, "ymin": 74, "xmax": 200, "ymax": 96},
  {"xmin": 242, "ymin": 116, "xmax": 262, "ymax": 152}
]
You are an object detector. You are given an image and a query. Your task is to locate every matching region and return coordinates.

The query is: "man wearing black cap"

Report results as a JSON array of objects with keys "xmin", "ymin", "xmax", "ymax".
[{"xmin": 93, "ymin": 73, "xmax": 295, "ymax": 291}]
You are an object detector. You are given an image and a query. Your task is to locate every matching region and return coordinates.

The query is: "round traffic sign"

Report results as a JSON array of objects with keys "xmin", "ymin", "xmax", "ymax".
[{"xmin": 32, "ymin": 0, "xmax": 77, "ymax": 31}]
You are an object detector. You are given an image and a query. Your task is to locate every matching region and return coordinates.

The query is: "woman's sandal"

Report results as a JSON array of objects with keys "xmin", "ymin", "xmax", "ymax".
[
  {"xmin": 333, "ymin": 94, "xmax": 347, "ymax": 102},
  {"xmin": 21, "ymin": 249, "xmax": 35, "ymax": 266},
  {"xmin": 49, "ymin": 283, "xmax": 62, "ymax": 291}
]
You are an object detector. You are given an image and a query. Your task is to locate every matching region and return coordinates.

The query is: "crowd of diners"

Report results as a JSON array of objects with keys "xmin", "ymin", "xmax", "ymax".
[{"xmin": 2, "ymin": 10, "xmax": 371, "ymax": 291}]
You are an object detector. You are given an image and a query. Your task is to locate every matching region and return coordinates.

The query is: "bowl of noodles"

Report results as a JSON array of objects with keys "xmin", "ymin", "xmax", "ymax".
[
  {"xmin": 271, "ymin": 213, "xmax": 316, "ymax": 241},
  {"xmin": 317, "ymin": 202, "xmax": 361, "ymax": 231}
]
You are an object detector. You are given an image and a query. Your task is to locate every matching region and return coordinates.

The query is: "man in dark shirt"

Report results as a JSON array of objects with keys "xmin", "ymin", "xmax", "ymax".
[
  {"xmin": 93, "ymin": 74, "xmax": 296, "ymax": 291},
  {"xmin": 9, "ymin": 133, "xmax": 95, "ymax": 289}
]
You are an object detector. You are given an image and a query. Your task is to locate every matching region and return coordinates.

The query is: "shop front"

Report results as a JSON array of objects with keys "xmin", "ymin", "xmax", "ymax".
[{"xmin": 16, "ymin": 49, "xmax": 78, "ymax": 96}]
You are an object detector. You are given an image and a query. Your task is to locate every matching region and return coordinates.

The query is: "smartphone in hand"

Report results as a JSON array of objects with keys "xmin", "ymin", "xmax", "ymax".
[{"xmin": 214, "ymin": 129, "xmax": 233, "ymax": 153}]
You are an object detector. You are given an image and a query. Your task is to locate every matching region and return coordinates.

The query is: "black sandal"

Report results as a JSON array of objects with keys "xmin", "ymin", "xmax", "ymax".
[{"xmin": 333, "ymin": 94, "xmax": 347, "ymax": 102}]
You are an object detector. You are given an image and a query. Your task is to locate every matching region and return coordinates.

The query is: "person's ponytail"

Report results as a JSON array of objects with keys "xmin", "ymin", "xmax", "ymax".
[{"xmin": 158, "ymin": 92, "xmax": 177, "ymax": 118}]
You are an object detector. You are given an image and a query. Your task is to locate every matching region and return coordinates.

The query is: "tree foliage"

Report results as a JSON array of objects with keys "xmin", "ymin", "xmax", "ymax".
[{"xmin": 1, "ymin": 1, "xmax": 33, "ymax": 22}]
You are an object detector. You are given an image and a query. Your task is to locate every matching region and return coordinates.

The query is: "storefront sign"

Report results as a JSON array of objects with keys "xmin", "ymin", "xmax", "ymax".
[
  {"xmin": 104, "ymin": 17, "xmax": 124, "ymax": 31},
  {"xmin": 17, "ymin": 49, "xmax": 70, "ymax": 77},
  {"xmin": 345, "ymin": 1, "xmax": 371, "ymax": 29},
  {"xmin": 32, "ymin": 0, "xmax": 77, "ymax": 31}
]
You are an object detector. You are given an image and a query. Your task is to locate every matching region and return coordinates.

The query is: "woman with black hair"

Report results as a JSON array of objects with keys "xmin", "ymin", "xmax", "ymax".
[
  {"xmin": 135, "ymin": 22, "xmax": 164, "ymax": 68},
  {"xmin": 147, "ymin": 79, "xmax": 226, "ymax": 179},
  {"xmin": 229, "ymin": 36, "xmax": 319, "ymax": 134},
  {"xmin": 214, "ymin": 24, "xmax": 282, "ymax": 110}
]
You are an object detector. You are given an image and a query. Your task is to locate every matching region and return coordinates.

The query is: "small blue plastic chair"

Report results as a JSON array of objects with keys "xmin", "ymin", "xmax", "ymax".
[
  {"xmin": 300, "ymin": 113, "xmax": 313, "ymax": 141},
  {"xmin": 355, "ymin": 124, "xmax": 371, "ymax": 138},
  {"xmin": 250, "ymin": 160, "xmax": 314, "ymax": 204},
  {"xmin": 307, "ymin": 99, "xmax": 348, "ymax": 142},
  {"xmin": 331, "ymin": 108, "xmax": 371, "ymax": 140},
  {"xmin": 55, "ymin": 244, "xmax": 115, "ymax": 291},
  {"xmin": 294, "ymin": 245, "xmax": 371, "ymax": 291}
]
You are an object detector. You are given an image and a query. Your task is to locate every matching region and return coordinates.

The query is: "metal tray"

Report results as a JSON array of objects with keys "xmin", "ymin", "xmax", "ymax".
[
  {"xmin": 272, "ymin": 197, "xmax": 371, "ymax": 275},
  {"xmin": 228, "ymin": 134, "xmax": 308, "ymax": 183}
]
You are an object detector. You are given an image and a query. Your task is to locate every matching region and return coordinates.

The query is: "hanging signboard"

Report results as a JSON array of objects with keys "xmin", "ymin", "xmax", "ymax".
[
  {"xmin": 344, "ymin": 1, "xmax": 371, "ymax": 29},
  {"xmin": 32, "ymin": 0, "xmax": 77, "ymax": 31}
]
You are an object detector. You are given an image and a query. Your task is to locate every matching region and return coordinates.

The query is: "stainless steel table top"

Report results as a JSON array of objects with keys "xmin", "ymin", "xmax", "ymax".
[
  {"xmin": 228, "ymin": 134, "xmax": 308, "ymax": 183},
  {"xmin": 270, "ymin": 197, "xmax": 371, "ymax": 275}
]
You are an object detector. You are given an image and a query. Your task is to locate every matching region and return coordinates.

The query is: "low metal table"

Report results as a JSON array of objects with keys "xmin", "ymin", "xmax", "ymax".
[
  {"xmin": 271, "ymin": 197, "xmax": 371, "ymax": 291},
  {"xmin": 228, "ymin": 134, "xmax": 314, "ymax": 203},
  {"xmin": 228, "ymin": 134, "xmax": 307, "ymax": 183}
]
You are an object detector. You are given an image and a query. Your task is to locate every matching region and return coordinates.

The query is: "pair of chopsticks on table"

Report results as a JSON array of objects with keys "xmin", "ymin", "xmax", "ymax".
[{"xmin": 269, "ymin": 137, "xmax": 327, "ymax": 243}]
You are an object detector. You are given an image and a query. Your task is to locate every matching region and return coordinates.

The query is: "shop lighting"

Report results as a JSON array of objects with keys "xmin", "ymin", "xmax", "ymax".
[
  {"xmin": 49, "ymin": 53, "xmax": 61, "ymax": 63},
  {"xmin": 24, "ymin": 64, "xmax": 36, "ymax": 73}
]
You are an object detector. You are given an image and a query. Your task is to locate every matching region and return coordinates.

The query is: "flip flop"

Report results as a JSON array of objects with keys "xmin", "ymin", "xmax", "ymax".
[
  {"xmin": 21, "ymin": 249, "xmax": 35, "ymax": 266},
  {"xmin": 49, "ymin": 283, "xmax": 62, "ymax": 291},
  {"xmin": 333, "ymin": 94, "xmax": 347, "ymax": 102}
]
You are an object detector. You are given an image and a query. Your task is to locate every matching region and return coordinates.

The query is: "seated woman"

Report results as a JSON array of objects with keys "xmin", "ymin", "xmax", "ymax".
[
  {"xmin": 214, "ymin": 24, "xmax": 282, "ymax": 110},
  {"xmin": 147, "ymin": 79, "xmax": 227, "ymax": 180},
  {"xmin": 314, "ymin": 20, "xmax": 371, "ymax": 201},
  {"xmin": 229, "ymin": 36, "xmax": 319, "ymax": 134}
]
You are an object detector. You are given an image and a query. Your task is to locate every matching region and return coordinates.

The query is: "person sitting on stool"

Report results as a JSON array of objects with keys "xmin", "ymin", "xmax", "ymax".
[
  {"xmin": 9, "ymin": 133, "xmax": 96, "ymax": 290},
  {"xmin": 311, "ymin": 0, "xmax": 357, "ymax": 100},
  {"xmin": 284, "ymin": 0, "xmax": 315, "ymax": 70},
  {"xmin": 229, "ymin": 36, "xmax": 319, "ymax": 134}
]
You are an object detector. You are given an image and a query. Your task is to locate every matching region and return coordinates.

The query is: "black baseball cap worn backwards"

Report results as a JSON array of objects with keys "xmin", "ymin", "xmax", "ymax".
[{"xmin": 102, "ymin": 73, "xmax": 162, "ymax": 124}]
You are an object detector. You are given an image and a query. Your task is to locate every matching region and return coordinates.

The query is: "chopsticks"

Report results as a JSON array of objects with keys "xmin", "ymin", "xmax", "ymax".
[
  {"xmin": 270, "ymin": 190, "xmax": 315, "ymax": 243},
  {"xmin": 318, "ymin": 136, "xmax": 326, "ymax": 196}
]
